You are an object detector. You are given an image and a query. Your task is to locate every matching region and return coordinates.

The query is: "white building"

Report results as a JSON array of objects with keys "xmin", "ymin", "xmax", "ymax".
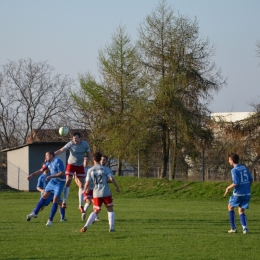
[{"xmin": 211, "ymin": 112, "xmax": 255, "ymax": 122}]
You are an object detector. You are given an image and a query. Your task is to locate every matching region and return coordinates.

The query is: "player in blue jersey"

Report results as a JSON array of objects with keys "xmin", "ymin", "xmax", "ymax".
[
  {"xmin": 26, "ymin": 151, "xmax": 66, "ymax": 226},
  {"xmin": 80, "ymin": 152, "xmax": 120, "ymax": 233},
  {"xmin": 26, "ymin": 164, "xmax": 66, "ymax": 222},
  {"xmin": 224, "ymin": 153, "xmax": 253, "ymax": 234},
  {"xmin": 55, "ymin": 132, "xmax": 92, "ymax": 215}
]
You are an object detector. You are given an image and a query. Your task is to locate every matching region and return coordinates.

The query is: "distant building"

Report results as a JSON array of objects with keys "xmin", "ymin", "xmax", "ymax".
[{"xmin": 211, "ymin": 112, "xmax": 254, "ymax": 122}]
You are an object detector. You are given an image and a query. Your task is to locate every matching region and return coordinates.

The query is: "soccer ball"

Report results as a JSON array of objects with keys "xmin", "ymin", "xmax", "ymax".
[{"xmin": 59, "ymin": 126, "xmax": 69, "ymax": 136}]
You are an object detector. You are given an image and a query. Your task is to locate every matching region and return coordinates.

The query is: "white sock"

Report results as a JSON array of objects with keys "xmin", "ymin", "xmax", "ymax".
[
  {"xmin": 84, "ymin": 202, "xmax": 91, "ymax": 213},
  {"xmin": 78, "ymin": 188, "xmax": 84, "ymax": 207},
  {"xmin": 108, "ymin": 212, "xmax": 115, "ymax": 229},
  {"xmin": 63, "ymin": 187, "xmax": 70, "ymax": 202},
  {"xmin": 85, "ymin": 212, "xmax": 97, "ymax": 228}
]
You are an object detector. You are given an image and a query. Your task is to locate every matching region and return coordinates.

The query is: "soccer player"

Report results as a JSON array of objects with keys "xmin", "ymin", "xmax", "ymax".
[
  {"xmin": 26, "ymin": 151, "xmax": 66, "ymax": 226},
  {"xmin": 54, "ymin": 132, "xmax": 92, "ymax": 214},
  {"xmin": 80, "ymin": 152, "xmax": 120, "ymax": 233},
  {"xmin": 81, "ymin": 155, "xmax": 92, "ymax": 221},
  {"xmin": 81, "ymin": 154, "xmax": 111, "ymax": 221},
  {"xmin": 100, "ymin": 155, "xmax": 108, "ymax": 167},
  {"xmin": 224, "ymin": 153, "xmax": 253, "ymax": 234},
  {"xmin": 27, "ymin": 165, "xmax": 66, "ymax": 222}
]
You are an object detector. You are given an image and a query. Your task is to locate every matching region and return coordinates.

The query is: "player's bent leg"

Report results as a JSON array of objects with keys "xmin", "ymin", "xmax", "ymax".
[
  {"xmin": 80, "ymin": 210, "xmax": 100, "ymax": 233},
  {"xmin": 62, "ymin": 175, "xmax": 73, "ymax": 208},
  {"xmin": 76, "ymin": 177, "xmax": 85, "ymax": 212},
  {"xmin": 238, "ymin": 207, "xmax": 248, "ymax": 234}
]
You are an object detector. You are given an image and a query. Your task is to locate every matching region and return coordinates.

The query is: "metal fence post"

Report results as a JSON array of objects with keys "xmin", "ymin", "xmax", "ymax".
[{"xmin": 18, "ymin": 167, "xmax": 20, "ymax": 190}]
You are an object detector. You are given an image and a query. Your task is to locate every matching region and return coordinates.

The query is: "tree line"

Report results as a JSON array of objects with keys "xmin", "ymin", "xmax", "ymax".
[{"xmin": 1, "ymin": 1, "xmax": 259, "ymax": 179}]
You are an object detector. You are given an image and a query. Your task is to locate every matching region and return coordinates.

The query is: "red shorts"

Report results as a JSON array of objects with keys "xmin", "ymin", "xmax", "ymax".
[
  {"xmin": 66, "ymin": 164, "xmax": 85, "ymax": 178},
  {"xmin": 84, "ymin": 190, "xmax": 93, "ymax": 200},
  {"xmin": 93, "ymin": 195, "xmax": 113, "ymax": 210}
]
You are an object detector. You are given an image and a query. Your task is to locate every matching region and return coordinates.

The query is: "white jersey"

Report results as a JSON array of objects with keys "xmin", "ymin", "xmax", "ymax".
[
  {"xmin": 86, "ymin": 164, "xmax": 113, "ymax": 198},
  {"xmin": 84, "ymin": 166, "xmax": 93, "ymax": 190},
  {"xmin": 64, "ymin": 140, "xmax": 90, "ymax": 166}
]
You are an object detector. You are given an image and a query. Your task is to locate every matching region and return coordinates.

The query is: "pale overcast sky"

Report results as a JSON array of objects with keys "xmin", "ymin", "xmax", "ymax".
[{"xmin": 1, "ymin": 0, "xmax": 259, "ymax": 113}]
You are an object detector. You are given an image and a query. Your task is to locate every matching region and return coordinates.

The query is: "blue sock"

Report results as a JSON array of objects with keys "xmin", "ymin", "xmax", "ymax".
[
  {"xmin": 228, "ymin": 210, "xmax": 236, "ymax": 230},
  {"xmin": 49, "ymin": 203, "xmax": 58, "ymax": 221},
  {"xmin": 34, "ymin": 198, "xmax": 46, "ymax": 214},
  {"xmin": 240, "ymin": 213, "xmax": 247, "ymax": 229},
  {"xmin": 59, "ymin": 207, "xmax": 65, "ymax": 220}
]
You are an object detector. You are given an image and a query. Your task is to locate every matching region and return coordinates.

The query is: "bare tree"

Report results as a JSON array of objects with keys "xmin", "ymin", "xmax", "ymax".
[{"xmin": 0, "ymin": 59, "xmax": 74, "ymax": 148}]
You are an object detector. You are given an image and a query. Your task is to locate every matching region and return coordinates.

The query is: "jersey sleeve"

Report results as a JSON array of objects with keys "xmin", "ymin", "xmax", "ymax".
[
  {"xmin": 105, "ymin": 167, "xmax": 113, "ymax": 178},
  {"xmin": 64, "ymin": 141, "xmax": 72, "ymax": 151},
  {"xmin": 85, "ymin": 142, "xmax": 91, "ymax": 153},
  {"xmin": 86, "ymin": 169, "xmax": 91, "ymax": 182},
  {"xmin": 41, "ymin": 164, "xmax": 48, "ymax": 171},
  {"xmin": 56, "ymin": 159, "xmax": 65, "ymax": 172},
  {"xmin": 231, "ymin": 169, "xmax": 240, "ymax": 185}
]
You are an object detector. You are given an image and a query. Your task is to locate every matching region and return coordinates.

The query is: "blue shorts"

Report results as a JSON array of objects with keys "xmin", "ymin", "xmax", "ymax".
[
  {"xmin": 229, "ymin": 194, "xmax": 251, "ymax": 209},
  {"xmin": 45, "ymin": 179, "xmax": 65, "ymax": 197},
  {"xmin": 44, "ymin": 193, "xmax": 54, "ymax": 206},
  {"xmin": 39, "ymin": 193, "xmax": 62, "ymax": 206}
]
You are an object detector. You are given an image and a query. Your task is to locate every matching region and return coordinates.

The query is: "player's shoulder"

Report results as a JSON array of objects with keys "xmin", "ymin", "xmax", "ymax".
[
  {"xmin": 38, "ymin": 173, "xmax": 45, "ymax": 179},
  {"xmin": 87, "ymin": 165, "xmax": 96, "ymax": 172},
  {"xmin": 53, "ymin": 157, "xmax": 63, "ymax": 164},
  {"xmin": 65, "ymin": 141, "xmax": 73, "ymax": 147},
  {"xmin": 80, "ymin": 140, "xmax": 89, "ymax": 147},
  {"xmin": 102, "ymin": 165, "xmax": 113, "ymax": 174}
]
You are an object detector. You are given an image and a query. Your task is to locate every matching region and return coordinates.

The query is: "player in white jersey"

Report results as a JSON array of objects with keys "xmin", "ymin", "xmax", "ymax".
[
  {"xmin": 54, "ymin": 132, "xmax": 92, "ymax": 215},
  {"xmin": 224, "ymin": 153, "xmax": 253, "ymax": 234},
  {"xmin": 80, "ymin": 152, "xmax": 120, "ymax": 233}
]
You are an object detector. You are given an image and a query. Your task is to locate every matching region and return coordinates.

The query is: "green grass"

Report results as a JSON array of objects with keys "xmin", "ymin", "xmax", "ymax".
[{"xmin": 1, "ymin": 177, "xmax": 260, "ymax": 259}]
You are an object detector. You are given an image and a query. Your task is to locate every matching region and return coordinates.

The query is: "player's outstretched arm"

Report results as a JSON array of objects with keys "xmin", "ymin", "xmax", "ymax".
[
  {"xmin": 110, "ymin": 177, "xmax": 120, "ymax": 193},
  {"xmin": 54, "ymin": 147, "xmax": 66, "ymax": 156},
  {"xmin": 82, "ymin": 181, "xmax": 90, "ymax": 193},
  {"xmin": 224, "ymin": 183, "xmax": 236, "ymax": 196},
  {"xmin": 46, "ymin": 170, "xmax": 65, "ymax": 181},
  {"xmin": 27, "ymin": 169, "xmax": 43, "ymax": 180}
]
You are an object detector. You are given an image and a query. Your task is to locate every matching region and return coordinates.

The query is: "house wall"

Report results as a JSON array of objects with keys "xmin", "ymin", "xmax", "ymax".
[
  {"xmin": 7, "ymin": 146, "xmax": 29, "ymax": 191},
  {"xmin": 6, "ymin": 143, "xmax": 67, "ymax": 191},
  {"xmin": 28, "ymin": 144, "xmax": 67, "ymax": 191}
]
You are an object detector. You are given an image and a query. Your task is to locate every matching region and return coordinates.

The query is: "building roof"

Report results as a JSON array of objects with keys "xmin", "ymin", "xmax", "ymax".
[
  {"xmin": 1, "ymin": 128, "xmax": 90, "ymax": 152},
  {"xmin": 1, "ymin": 142, "xmax": 67, "ymax": 153}
]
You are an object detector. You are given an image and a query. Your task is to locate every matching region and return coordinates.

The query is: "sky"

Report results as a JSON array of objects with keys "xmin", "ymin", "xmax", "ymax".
[{"xmin": 0, "ymin": 0, "xmax": 259, "ymax": 113}]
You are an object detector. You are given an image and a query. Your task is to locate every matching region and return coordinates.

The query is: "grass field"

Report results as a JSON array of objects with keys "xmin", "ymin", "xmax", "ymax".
[{"xmin": 1, "ymin": 177, "xmax": 260, "ymax": 259}]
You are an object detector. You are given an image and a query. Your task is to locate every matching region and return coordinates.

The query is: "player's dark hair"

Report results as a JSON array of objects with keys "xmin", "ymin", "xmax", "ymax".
[
  {"xmin": 73, "ymin": 132, "xmax": 81, "ymax": 138},
  {"xmin": 93, "ymin": 152, "xmax": 102, "ymax": 163},
  {"xmin": 229, "ymin": 153, "xmax": 239, "ymax": 164},
  {"xmin": 102, "ymin": 155, "xmax": 108, "ymax": 161},
  {"xmin": 46, "ymin": 151, "xmax": 55, "ymax": 157}
]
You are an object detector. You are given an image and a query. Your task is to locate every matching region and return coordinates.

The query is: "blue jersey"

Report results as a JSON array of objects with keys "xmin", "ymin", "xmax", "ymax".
[
  {"xmin": 46, "ymin": 157, "xmax": 66, "ymax": 183},
  {"xmin": 231, "ymin": 164, "xmax": 253, "ymax": 196},
  {"xmin": 36, "ymin": 173, "xmax": 50, "ymax": 190},
  {"xmin": 44, "ymin": 157, "xmax": 65, "ymax": 197}
]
